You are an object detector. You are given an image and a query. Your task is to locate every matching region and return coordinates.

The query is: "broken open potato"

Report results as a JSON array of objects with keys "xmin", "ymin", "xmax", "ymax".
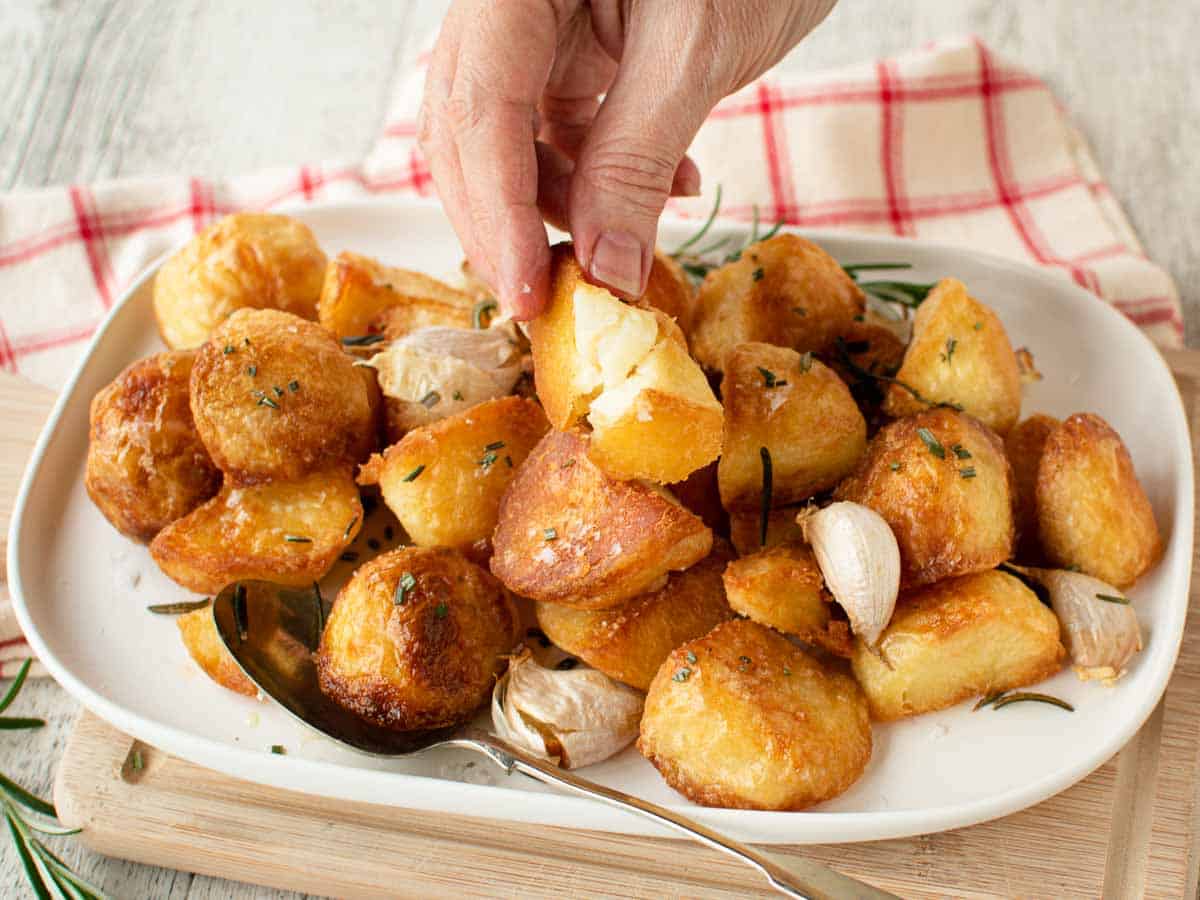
[
  {"xmin": 690, "ymin": 233, "xmax": 865, "ymax": 373},
  {"xmin": 882, "ymin": 278, "xmax": 1022, "ymax": 434},
  {"xmin": 1036, "ymin": 413, "xmax": 1162, "ymax": 587},
  {"xmin": 851, "ymin": 570, "xmax": 1065, "ymax": 721},
  {"xmin": 529, "ymin": 245, "xmax": 722, "ymax": 483},
  {"xmin": 719, "ymin": 342, "xmax": 866, "ymax": 510},
  {"xmin": 491, "ymin": 429, "xmax": 713, "ymax": 609},
  {"xmin": 535, "ymin": 539, "xmax": 735, "ymax": 690},
  {"xmin": 834, "ymin": 407, "xmax": 1014, "ymax": 588},
  {"xmin": 153, "ymin": 213, "xmax": 327, "ymax": 350},
  {"xmin": 317, "ymin": 251, "xmax": 473, "ymax": 340},
  {"xmin": 177, "ymin": 603, "xmax": 256, "ymax": 697},
  {"xmin": 358, "ymin": 396, "xmax": 549, "ymax": 555},
  {"xmin": 150, "ymin": 467, "xmax": 362, "ymax": 594}
]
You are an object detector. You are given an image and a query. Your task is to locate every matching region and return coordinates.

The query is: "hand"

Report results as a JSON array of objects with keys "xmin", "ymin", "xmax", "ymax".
[{"xmin": 419, "ymin": 0, "xmax": 837, "ymax": 319}]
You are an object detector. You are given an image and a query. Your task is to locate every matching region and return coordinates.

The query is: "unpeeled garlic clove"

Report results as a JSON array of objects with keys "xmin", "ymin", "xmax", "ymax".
[
  {"xmin": 799, "ymin": 501, "xmax": 900, "ymax": 646},
  {"xmin": 1016, "ymin": 567, "xmax": 1141, "ymax": 683},
  {"xmin": 491, "ymin": 649, "xmax": 643, "ymax": 769}
]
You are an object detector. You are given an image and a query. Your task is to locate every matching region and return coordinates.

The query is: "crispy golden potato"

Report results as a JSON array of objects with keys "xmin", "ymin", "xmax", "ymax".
[
  {"xmin": 535, "ymin": 540, "xmax": 735, "ymax": 690},
  {"xmin": 722, "ymin": 543, "xmax": 852, "ymax": 656},
  {"xmin": 358, "ymin": 397, "xmax": 549, "ymax": 555},
  {"xmin": 719, "ymin": 343, "xmax": 866, "ymax": 510},
  {"xmin": 529, "ymin": 245, "xmax": 722, "ymax": 483},
  {"xmin": 317, "ymin": 251, "xmax": 473, "ymax": 341},
  {"xmin": 153, "ymin": 213, "xmax": 326, "ymax": 349},
  {"xmin": 177, "ymin": 604, "xmax": 256, "ymax": 696},
  {"xmin": 150, "ymin": 467, "xmax": 362, "ymax": 594},
  {"xmin": 316, "ymin": 546, "xmax": 519, "ymax": 731},
  {"xmin": 639, "ymin": 619, "xmax": 871, "ymax": 810},
  {"xmin": 851, "ymin": 570, "xmax": 1065, "ymax": 720},
  {"xmin": 1036, "ymin": 413, "xmax": 1162, "ymax": 587},
  {"xmin": 190, "ymin": 308, "xmax": 375, "ymax": 483},
  {"xmin": 825, "ymin": 316, "xmax": 908, "ymax": 430},
  {"xmin": 1005, "ymin": 414, "xmax": 1059, "ymax": 562},
  {"xmin": 491, "ymin": 429, "xmax": 713, "ymax": 609},
  {"xmin": 834, "ymin": 407, "xmax": 1014, "ymax": 588},
  {"xmin": 669, "ymin": 461, "xmax": 727, "ymax": 534},
  {"xmin": 882, "ymin": 278, "xmax": 1021, "ymax": 434},
  {"xmin": 85, "ymin": 351, "xmax": 220, "ymax": 542},
  {"xmin": 729, "ymin": 505, "xmax": 806, "ymax": 556},
  {"xmin": 690, "ymin": 233, "xmax": 865, "ymax": 373},
  {"xmin": 641, "ymin": 251, "xmax": 696, "ymax": 337}
]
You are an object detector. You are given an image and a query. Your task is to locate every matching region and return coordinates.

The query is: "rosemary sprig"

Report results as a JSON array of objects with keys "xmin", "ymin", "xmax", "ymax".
[
  {"xmin": 670, "ymin": 187, "xmax": 785, "ymax": 281},
  {"xmin": 146, "ymin": 599, "xmax": 211, "ymax": 615},
  {"xmin": 759, "ymin": 446, "xmax": 773, "ymax": 548},
  {"xmin": 974, "ymin": 688, "xmax": 1074, "ymax": 712},
  {"xmin": 833, "ymin": 338, "xmax": 963, "ymax": 411},
  {"xmin": 670, "ymin": 185, "xmax": 723, "ymax": 256},
  {"xmin": 341, "ymin": 334, "xmax": 386, "ymax": 347}
]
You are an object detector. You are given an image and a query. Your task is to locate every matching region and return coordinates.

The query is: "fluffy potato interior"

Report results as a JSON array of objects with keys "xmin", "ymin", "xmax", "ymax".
[
  {"xmin": 177, "ymin": 605, "xmax": 256, "ymax": 696},
  {"xmin": 639, "ymin": 619, "xmax": 872, "ymax": 810},
  {"xmin": 852, "ymin": 570, "xmax": 1065, "ymax": 720}
]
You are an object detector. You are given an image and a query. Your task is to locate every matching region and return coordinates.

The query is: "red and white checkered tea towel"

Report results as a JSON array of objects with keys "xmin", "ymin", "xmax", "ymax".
[{"xmin": 0, "ymin": 35, "xmax": 1183, "ymax": 676}]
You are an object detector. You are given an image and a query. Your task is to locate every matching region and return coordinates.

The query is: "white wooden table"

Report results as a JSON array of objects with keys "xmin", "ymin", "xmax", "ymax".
[{"xmin": 1, "ymin": 1, "xmax": 1196, "ymax": 896}]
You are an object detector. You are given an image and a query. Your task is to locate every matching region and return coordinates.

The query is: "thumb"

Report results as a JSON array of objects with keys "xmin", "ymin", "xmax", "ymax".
[{"xmin": 567, "ymin": 21, "xmax": 717, "ymax": 297}]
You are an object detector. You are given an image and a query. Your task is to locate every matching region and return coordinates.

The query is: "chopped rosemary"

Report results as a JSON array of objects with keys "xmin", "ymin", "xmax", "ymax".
[
  {"xmin": 273, "ymin": 385, "xmax": 284, "ymax": 397},
  {"xmin": 855, "ymin": 279, "xmax": 936, "ymax": 309},
  {"xmin": 289, "ymin": 380, "xmax": 300, "ymax": 392},
  {"xmin": 246, "ymin": 365, "xmax": 257, "ymax": 377},
  {"xmin": 752, "ymin": 267, "xmax": 764, "ymax": 281},
  {"xmin": 420, "ymin": 390, "xmax": 441, "ymax": 409},
  {"xmin": 917, "ymin": 427, "xmax": 946, "ymax": 458},
  {"xmin": 223, "ymin": 344, "xmax": 235, "ymax": 355},
  {"xmin": 146, "ymin": 599, "xmax": 211, "ymax": 615},
  {"xmin": 960, "ymin": 467, "xmax": 977, "ymax": 479},
  {"xmin": 402, "ymin": 464, "xmax": 425, "ymax": 482},
  {"xmin": 798, "ymin": 351, "xmax": 813, "ymax": 374},
  {"xmin": 757, "ymin": 366, "xmax": 786, "ymax": 388},
  {"xmin": 343, "ymin": 515, "xmax": 358, "ymax": 539},
  {"xmin": 759, "ymin": 446, "xmax": 773, "ymax": 548},
  {"xmin": 479, "ymin": 451, "xmax": 499, "ymax": 469},
  {"xmin": 941, "ymin": 337, "xmax": 958, "ymax": 364},
  {"xmin": 341, "ymin": 334, "xmax": 385, "ymax": 346},
  {"xmin": 782, "ymin": 666, "xmax": 792, "ymax": 676},
  {"xmin": 452, "ymin": 390, "xmax": 464, "ymax": 401},
  {"xmin": 434, "ymin": 603, "xmax": 449, "ymax": 619},
  {"xmin": 543, "ymin": 528, "xmax": 558, "ymax": 541},
  {"xmin": 834, "ymin": 338, "xmax": 961, "ymax": 410},
  {"xmin": 889, "ymin": 461, "xmax": 902, "ymax": 472},
  {"xmin": 991, "ymin": 692, "xmax": 1074, "ymax": 712},
  {"xmin": 672, "ymin": 667, "xmax": 692, "ymax": 683},
  {"xmin": 560, "ymin": 459, "xmax": 576, "ymax": 469},
  {"xmin": 685, "ymin": 650, "xmax": 698, "ymax": 664},
  {"xmin": 737, "ymin": 655, "xmax": 752, "ymax": 672},
  {"xmin": 132, "ymin": 750, "xmax": 144, "ymax": 771},
  {"xmin": 1097, "ymin": 593, "xmax": 1130, "ymax": 605},
  {"xmin": 952, "ymin": 444, "xmax": 972, "ymax": 460},
  {"xmin": 974, "ymin": 321, "xmax": 984, "ymax": 330},
  {"xmin": 244, "ymin": 337, "xmax": 251, "ymax": 346},
  {"xmin": 395, "ymin": 572, "xmax": 416, "ymax": 605},
  {"xmin": 484, "ymin": 440, "xmax": 506, "ymax": 452},
  {"xmin": 283, "ymin": 534, "xmax": 311, "ymax": 543},
  {"xmin": 256, "ymin": 394, "xmax": 279, "ymax": 410},
  {"xmin": 270, "ymin": 745, "xmax": 286, "ymax": 755},
  {"xmin": 555, "ymin": 658, "xmax": 578, "ymax": 671},
  {"xmin": 473, "ymin": 299, "xmax": 499, "ymax": 329},
  {"xmin": 792, "ymin": 306, "xmax": 807, "ymax": 316}
]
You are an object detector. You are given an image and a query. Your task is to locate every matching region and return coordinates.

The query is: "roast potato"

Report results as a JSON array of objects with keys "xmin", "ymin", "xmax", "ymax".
[
  {"xmin": 1005, "ymin": 413, "xmax": 1060, "ymax": 562},
  {"xmin": 639, "ymin": 619, "xmax": 871, "ymax": 810},
  {"xmin": 641, "ymin": 251, "xmax": 696, "ymax": 337},
  {"xmin": 1036, "ymin": 413, "xmax": 1162, "ymax": 587},
  {"xmin": 825, "ymin": 315, "xmax": 907, "ymax": 430},
  {"xmin": 177, "ymin": 604, "xmax": 255, "ymax": 697},
  {"xmin": 86, "ymin": 351, "xmax": 220, "ymax": 542},
  {"xmin": 534, "ymin": 539, "xmax": 735, "ymax": 690},
  {"xmin": 835, "ymin": 407, "xmax": 1014, "ymax": 588},
  {"xmin": 150, "ymin": 467, "xmax": 362, "ymax": 594},
  {"xmin": 491, "ymin": 429, "xmax": 713, "ymax": 609},
  {"xmin": 190, "ymin": 308, "xmax": 375, "ymax": 483},
  {"xmin": 718, "ymin": 342, "xmax": 866, "ymax": 510},
  {"xmin": 316, "ymin": 546, "xmax": 519, "ymax": 731},
  {"xmin": 153, "ymin": 213, "xmax": 327, "ymax": 349},
  {"xmin": 529, "ymin": 245, "xmax": 722, "ymax": 483},
  {"xmin": 851, "ymin": 570, "xmax": 1065, "ymax": 720},
  {"xmin": 317, "ymin": 251, "xmax": 474, "ymax": 341},
  {"xmin": 690, "ymin": 233, "xmax": 865, "ymax": 373},
  {"xmin": 357, "ymin": 396, "xmax": 549, "ymax": 555},
  {"xmin": 729, "ymin": 505, "xmax": 806, "ymax": 556},
  {"xmin": 668, "ymin": 461, "xmax": 727, "ymax": 534},
  {"xmin": 882, "ymin": 278, "xmax": 1022, "ymax": 434},
  {"xmin": 722, "ymin": 543, "xmax": 852, "ymax": 656}
]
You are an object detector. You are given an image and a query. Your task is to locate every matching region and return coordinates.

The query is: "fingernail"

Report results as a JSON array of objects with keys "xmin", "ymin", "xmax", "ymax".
[{"xmin": 590, "ymin": 231, "xmax": 645, "ymax": 296}]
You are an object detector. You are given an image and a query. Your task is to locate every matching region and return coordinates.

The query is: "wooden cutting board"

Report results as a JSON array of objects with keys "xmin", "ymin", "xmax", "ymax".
[{"xmin": 3, "ymin": 351, "xmax": 1199, "ymax": 899}]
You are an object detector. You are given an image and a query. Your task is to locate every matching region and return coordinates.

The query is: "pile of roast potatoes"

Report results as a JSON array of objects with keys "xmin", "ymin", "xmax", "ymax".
[{"xmin": 85, "ymin": 211, "xmax": 1163, "ymax": 811}]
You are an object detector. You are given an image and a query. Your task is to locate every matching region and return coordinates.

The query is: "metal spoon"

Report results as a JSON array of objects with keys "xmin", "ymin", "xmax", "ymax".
[{"xmin": 213, "ymin": 580, "xmax": 897, "ymax": 900}]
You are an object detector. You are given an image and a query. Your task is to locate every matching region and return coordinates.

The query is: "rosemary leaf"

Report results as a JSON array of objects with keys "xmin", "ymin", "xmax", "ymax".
[
  {"xmin": 0, "ymin": 719, "xmax": 46, "ymax": 731},
  {"xmin": 402, "ymin": 465, "xmax": 425, "ymax": 483},
  {"xmin": 6, "ymin": 812, "xmax": 51, "ymax": 900},
  {"xmin": 1096, "ymin": 593, "xmax": 1130, "ymax": 605},
  {"xmin": 759, "ymin": 446, "xmax": 773, "ymax": 548},
  {"xmin": 991, "ymin": 692, "xmax": 1074, "ymax": 712},
  {"xmin": 842, "ymin": 262, "xmax": 914, "ymax": 276},
  {"xmin": 0, "ymin": 772, "xmax": 56, "ymax": 818},
  {"xmin": 917, "ymin": 427, "xmax": 946, "ymax": 458},
  {"xmin": 670, "ymin": 184, "xmax": 722, "ymax": 256},
  {"xmin": 0, "ymin": 660, "xmax": 33, "ymax": 714},
  {"xmin": 341, "ymin": 334, "xmax": 385, "ymax": 347},
  {"xmin": 972, "ymin": 691, "xmax": 1005, "ymax": 711}
]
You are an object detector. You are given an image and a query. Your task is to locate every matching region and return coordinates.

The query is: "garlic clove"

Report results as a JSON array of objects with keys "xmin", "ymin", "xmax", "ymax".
[
  {"xmin": 491, "ymin": 649, "xmax": 643, "ymax": 769},
  {"xmin": 1016, "ymin": 566, "xmax": 1142, "ymax": 683},
  {"xmin": 799, "ymin": 501, "xmax": 900, "ymax": 647}
]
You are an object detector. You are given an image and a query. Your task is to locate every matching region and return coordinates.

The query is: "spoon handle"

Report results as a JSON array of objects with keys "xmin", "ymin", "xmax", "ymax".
[{"xmin": 455, "ymin": 732, "xmax": 898, "ymax": 900}]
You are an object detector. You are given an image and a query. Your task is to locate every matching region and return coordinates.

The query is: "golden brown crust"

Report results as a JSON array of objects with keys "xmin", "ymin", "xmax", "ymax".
[
  {"xmin": 824, "ymin": 317, "xmax": 908, "ymax": 430},
  {"xmin": 668, "ymin": 461, "xmax": 727, "ymax": 534},
  {"xmin": 640, "ymin": 251, "xmax": 696, "ymax": 337},
  {"xmin": 529, "ymin": 245, "xmax": 595, "ymax": 429},
  {"xmin": 85, "ymin": 351, "xmax": 221, "ymax": 542},
  {"xmin": 690, "ymin": 233, "xmax": 865, "ymax": 372},
  {"xmin": 834, "ymin": 407, "xmax": 1015, "ymax": 588},
  {"xmin": 638, "ymin": 619, "xmax": 871, "ymax": 810},
  {"xmin": 177, "ymin": 605, "xmax": 256, "ymax": 696},
  {"xmin": 316, "ymin": 251, "xmax": 473, "ymax": 341},
  {"xmin": 718, "ymin": 342, "xmax": 866, "ymax": 509},
  {"xmin": 316, "ymin": 547, "xmax": 519, "ymax": 731},
  {"xmin": 149, "ymin": 467, "xmax": 362, "ymax": 594},
  {"xmin": 1036, "ymin": 413, "xmax": 1162, "ymax": 587},
  {"xmin": 1005, "ymin": 414, "xmax": 1060, "ymax": 563},
  {"xmin": 153, "ymin": 213, "xmax": 326, "ymax": 349},
  {"xmin": 851, "ymin": 570, "xmax": 1065, "ymax": 720},
  {"xmin": 882, "ymin": 278, "xmax": 1022, "ymax": 434},
  {"xmin": 358, "ymin": 396, "xmax": 549, "ymax": 552},
  {"xmin": 722, "ymin": 543, "xmax": 852, "ymax": 656},
  {"xmin": 728, "ymin": 505, "xmax": 807, "ymax": 556},
  {"xmin": 535, "ymin": 539, "xmax": 735, "ymax": 690},
  {"xmin": 190, "ymin": 308, "xmax": 375, "ymax": 484},
  {"xmin": 490, "ymin": 429, "xmax": 712, "ymax": 608}
]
